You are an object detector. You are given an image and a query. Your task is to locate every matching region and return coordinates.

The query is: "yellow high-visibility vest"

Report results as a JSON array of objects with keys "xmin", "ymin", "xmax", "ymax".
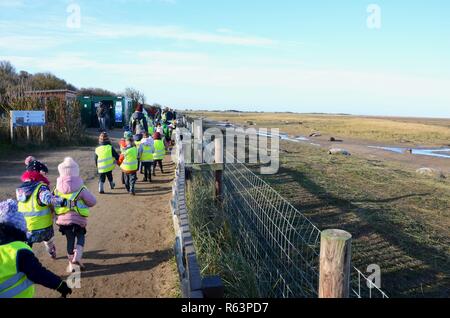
[
  {"xmin": 140, "ymin": 144, "xmax": 154, "ymax": 162},
  {"xmin": 121, "ymin": 146, "xmax": 138, "ymax": 171},
  {"xmin": 95, "ymin": 145, "xmax": 115, "ymax": 173},
  {"xmin": 18, "ymin": 183, "xmax": 52, "ymax": 232},
  {"xmin": 53, "ymin": 186, "xmax": 90, "ymax": 217},
  {"xmin": 0, "ymin": 241, "xmax": 35, "ymax": 298},
  {"xmin": 153, "ymin": 140, "xmax": 165, "ymax": 160}
]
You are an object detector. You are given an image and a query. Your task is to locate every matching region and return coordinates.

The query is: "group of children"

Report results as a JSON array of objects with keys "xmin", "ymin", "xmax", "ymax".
[
  {"xmin": 96, "ymin": 124, "xmax": 169, "ymax": 196},
  {"xmin": 0, "ymin": 156, "xmax": 96, "ymax": 298},
  {"xmin": 0, "ymin": 119, "xmax": 173, "ymax": 298}
]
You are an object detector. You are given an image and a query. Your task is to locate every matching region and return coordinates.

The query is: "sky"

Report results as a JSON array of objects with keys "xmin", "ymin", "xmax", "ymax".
[{"xmin": 0, "ymin": 0, "xmax": 449, "ymax": 117}]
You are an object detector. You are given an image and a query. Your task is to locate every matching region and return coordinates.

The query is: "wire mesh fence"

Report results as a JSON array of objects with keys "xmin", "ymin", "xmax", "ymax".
[
  {"xmin": 222, "ymin": 162, "xmax": 320, "ymax": 297},
  {"xmin": 176, "ymin": 121, "xmax": 389, "ymax": 298},
  {"xmin": 221, "ymin": 160, "xmax": 389, "ymax": 298}
]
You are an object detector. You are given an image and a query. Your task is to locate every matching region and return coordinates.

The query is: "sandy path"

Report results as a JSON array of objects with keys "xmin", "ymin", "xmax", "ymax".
[{"xmin": 0, "ymin": 131, "xmax": 178, "ymax": 298}]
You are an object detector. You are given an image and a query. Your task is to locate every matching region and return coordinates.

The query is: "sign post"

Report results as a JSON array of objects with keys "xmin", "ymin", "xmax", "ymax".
[{"xmin": 10, "ymin": 110, "xmax": 46, "ymax": 143}]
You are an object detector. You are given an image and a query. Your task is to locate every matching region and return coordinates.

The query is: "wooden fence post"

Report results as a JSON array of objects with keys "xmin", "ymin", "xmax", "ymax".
[
  {"xmin": 214, "ymin": 137, "xmax": 224, "ymax": 202},
  {"xmin": 190, "ymin": 121, "xmax": 194, "ymax": 164},
  {"xmin": 196, "ymin": 120, "xmax": 203, "ymax": 163},
  {"xmin": 319, "ymin": 229, "xmax": 352, "ymax": 298},
  {"xmin": 10, "ymin": 114, "xmax": 14, "ymax": 142}
]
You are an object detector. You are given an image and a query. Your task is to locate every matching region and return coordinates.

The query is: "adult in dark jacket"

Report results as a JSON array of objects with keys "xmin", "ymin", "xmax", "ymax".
[
  {"xmin": 129, "ymin": 104, "xmax": 148, "ymax": 135},
  {"xmin": 96, "ymin": 102, "xmax": 108, "ymax": 132},
  {"xmin": 0, "ymin": 199, "xmax": 72, "ymax": 298}
]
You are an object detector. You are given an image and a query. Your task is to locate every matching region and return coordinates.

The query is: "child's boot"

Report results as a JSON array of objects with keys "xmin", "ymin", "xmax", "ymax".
[
  {"xmin": 73, "ymin": 245, "xmax": 86, "ymax": 270},
  {"xmin": 66, "ymin": 254, "xmax": 75, "ymax": 273},
  {"xmin": 44, "ymin": 238, "xmax": 56, "ymax": 259},
  {"xmin": 98, "ymin": 181, "xmax": 105, "ymax": 194}
]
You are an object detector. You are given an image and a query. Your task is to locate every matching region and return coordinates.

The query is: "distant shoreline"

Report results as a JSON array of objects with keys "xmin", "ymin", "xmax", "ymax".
[{"xmin": 182, "ymin": 110, "xmax": 450, "ymax": 120}]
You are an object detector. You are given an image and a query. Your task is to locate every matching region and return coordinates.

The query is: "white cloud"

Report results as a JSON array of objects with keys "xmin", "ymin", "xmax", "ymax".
[
  {"xmin": 0, "ymin": 17, "xmax": 277, "ymax": 49},
  {"xmin": 0, "ymin": 35, "xmax": 64, "ymax": 50},
  {"xmin": 86, "ymin": 23, "xmax": 276, "ymax": 47}
]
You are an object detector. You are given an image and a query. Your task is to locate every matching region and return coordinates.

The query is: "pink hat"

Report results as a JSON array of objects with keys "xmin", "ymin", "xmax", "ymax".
[
  {"xmin": 25, "ymin": 156, "xmax": 36, "ymax": 166},
  {"xmin": 58, "ymin": 157, "xmax": 79, "ymax": 177}
]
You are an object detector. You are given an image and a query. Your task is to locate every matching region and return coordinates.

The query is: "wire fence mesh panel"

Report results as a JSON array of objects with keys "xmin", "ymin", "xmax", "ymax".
[
  {"xmin": 351, "ymin": 267, "xmax": 389, "ymax": 298},
  {"xmin": 223, "ymin": 162, "xmax": 321, "ymax": 298},
  {"xmin": 221, "ymin": 161, "xmax": 389, "ymax": 298}
]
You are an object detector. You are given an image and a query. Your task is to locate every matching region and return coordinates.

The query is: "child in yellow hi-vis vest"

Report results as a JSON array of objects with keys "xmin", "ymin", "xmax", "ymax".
[
  {"xmin": 118, "ymin": 137, "xmax": 138, "ymax": 195},
  {"xmin": 95, "ymin": 132, "xmax": 120, "ymax": 194},
  {"xmin": 152, "ymin": 132, "xmax": 166, "ymax": 175},
  {"xmin": 0, "ymin": 199, "xmax": 72, "ymax": 298},
  {"xmin": 119, "ymin": 131, "xmax": 133, "ymax": 185},
  {"xmin": 138, "ymin": 131, "xmax": 155, "ymax": 182},
  {"xmin": 16, "ymin": 158, "xmax": 68, "ymax": 259},
  {"xmin": 54, "ymin": 157, "xmax": 97, "ymax": 272}
]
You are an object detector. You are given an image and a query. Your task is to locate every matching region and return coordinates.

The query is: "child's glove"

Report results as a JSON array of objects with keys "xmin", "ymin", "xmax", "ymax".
[
  {"xmin": 57, "ymin": 282, "xmax": 72, "ymax": 298},
  {"xmin": 68, "ymin": 200, "xmax": 77, "ymax": 209},
  {"xmin": 60, "ymin": 198, "xmax": 68, "ymax": 207},
  {"xmin": 60, "ymin": 199, "xmax": 77, "ymax": 209}
]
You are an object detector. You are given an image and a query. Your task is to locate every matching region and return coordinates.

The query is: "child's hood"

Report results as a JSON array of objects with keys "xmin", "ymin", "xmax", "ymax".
[
  {"xmin": 141, "ymin": 137, "xmax": 154, "ymax": 146},
  {"xmin": 56, "ymin": 176, "xmax": 84, "ymax": 194},
  {"xmin": 134, "ymin": 134, "xmax": 143, "ymax": 142},
  {"xmin": 16, "ymin": 181, "xmax": 40, "ymax": 203}
]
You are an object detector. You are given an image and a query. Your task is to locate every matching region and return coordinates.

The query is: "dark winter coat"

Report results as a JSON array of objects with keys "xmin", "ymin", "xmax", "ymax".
[
  {"xmin": 0, "ymin": 224, "xmax": 62, "ymax": 290},
  {"xmin": 129, "ymin": 112, "xmax": 148, "ymax": 134}
]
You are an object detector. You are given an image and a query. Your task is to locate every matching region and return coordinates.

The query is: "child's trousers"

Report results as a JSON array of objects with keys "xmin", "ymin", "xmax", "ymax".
[
  {"xmin": 153, "ymin": 160, "xmax": 163, "ymax": 174},
  {"xmin": 142, "ymin": 162, "xmax": 153, "ymax": 181},
  {"xmin": 59, "ymin": 224, "xmax": 86, "ymax": 255},
  {"xmin": 124, "ymin": 172, "xmax": 137, "ymax": 193},
  {"xmin": 99, "ymin": 171, "xmax": 113, "ymax": 183}
]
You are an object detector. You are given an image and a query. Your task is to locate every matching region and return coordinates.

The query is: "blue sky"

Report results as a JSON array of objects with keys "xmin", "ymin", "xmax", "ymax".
[{"xmin": 1, "ymin": 0, "xmax": 449, "ymax": 117}]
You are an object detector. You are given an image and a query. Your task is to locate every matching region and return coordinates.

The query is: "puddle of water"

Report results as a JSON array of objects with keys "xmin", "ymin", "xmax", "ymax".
[
  {"xmin": 269, "ymin": 133, "xmax": 322, "ymax": 146},
  {"xmin": 369, "ymin": 146, "xmax": 450, "ymax": 159},
  {"xmin": 414, "ymin": 148, "xmax": 450, "ymax": 159},
  {"xmin": 368, "ymin": 146, "xmax": 404, "ymax": 154},
  {"xmin": 216, "ymin": 123, "xmax": 233, "ymax": 128},
  {"xmin": 256, "ymin": 132, "xmax": 320, "ymax": 147},
  {"xmin": 257, "ymin": 131, "xmax": 276, "ymax": 138},
  {"xmin": 256, "ymin": 131, "xmax": 290, "ymax": 140}
]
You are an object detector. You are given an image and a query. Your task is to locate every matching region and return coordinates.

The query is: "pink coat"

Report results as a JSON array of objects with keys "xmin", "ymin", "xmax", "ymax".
[{"xmin": 55, "ymin": 176, "xmax": 97, "ymax": 228}]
